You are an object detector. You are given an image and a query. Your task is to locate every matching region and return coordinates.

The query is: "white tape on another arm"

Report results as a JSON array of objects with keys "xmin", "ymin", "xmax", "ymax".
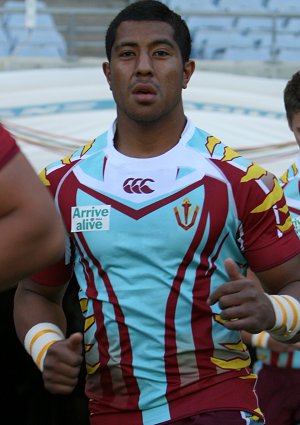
[
  {"xmin": 24, "ymin": 322, "xmax": 65, "ymax": 371},
  {"xmin": 266, "ymin": 294, "xmax": 300, "ymax": 341},
  {"xmin": 251, "ymin": 331, "xmax": 270, "ymax": 348}
]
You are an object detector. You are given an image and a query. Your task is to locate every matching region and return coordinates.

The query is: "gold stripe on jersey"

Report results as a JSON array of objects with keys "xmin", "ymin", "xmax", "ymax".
[
  {"xmin": 223, "ymin": 341, "xmax": 247, "ymax": 352},
  {"xmin": 206, "ymin": 135, "xmax": 221, "ymax": 154},
  {"xmin": 210, "ymin": 356, "xmax": 251, "ymax": 370},
  {"xmin": 240, "ymin": 163, "xmax": 267, "ymax": 182},
  {"xmin": 39, "ymin": 168, "xmax": 50, "ymax": 186},
  {"xmin": 62, "ymin": 153, "xmax": 73, "ymax": 164},
  {"xmin": 221, "ymin": 146, "xmax": 240, "ymax": 162},
  {"xmin": 81, "ymin": 139, "xmax": 95, "ymax": 156},
  {"xmin": 277, "ymin": 216, "xmax": 293, "ymax": 232},
  {"xmin": 250, "ymin": 178, "xmax": 283, "ymax": 213}
]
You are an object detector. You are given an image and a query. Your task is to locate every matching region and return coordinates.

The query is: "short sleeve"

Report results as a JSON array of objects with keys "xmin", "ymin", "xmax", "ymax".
[{"xmin": 0, "ymin": 124, "xmax": 20, "ymax": 170}]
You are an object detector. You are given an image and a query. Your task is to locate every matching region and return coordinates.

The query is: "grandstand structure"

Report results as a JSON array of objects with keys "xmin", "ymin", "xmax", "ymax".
[
  {"xmin": 0, "ymin": 0, "xmax": 67, "ymax": 57},
  {"xmin": 173, "ymin": 0, "xmax": 300, "ymax": 62},
  {"xmin": 0, "ymin": 0, "xmax": 299, "ymax": 63}
]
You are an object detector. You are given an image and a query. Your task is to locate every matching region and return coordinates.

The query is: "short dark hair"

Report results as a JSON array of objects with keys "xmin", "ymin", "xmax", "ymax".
[
  {"xmin": 105, "ymin": 0, "xmax": 192, "ymax": 63},
  {"xmin": 284, "ymin": 71, "xmax": 300, "ymax": 124}
]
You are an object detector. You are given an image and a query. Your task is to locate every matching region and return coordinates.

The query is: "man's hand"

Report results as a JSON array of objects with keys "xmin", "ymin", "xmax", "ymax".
[
  {"xmin": 207, "ymin": 258, "xmax": 276, "ymax": 334},
  {"xmin": 42, "ymin": 332, "xmax": 83, "ymax": 395}
]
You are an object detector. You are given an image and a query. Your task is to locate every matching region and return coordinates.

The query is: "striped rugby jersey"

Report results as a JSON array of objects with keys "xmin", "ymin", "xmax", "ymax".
[
  {"xmin": 33, "ymin": 119, "xmax": 300, "ymax": 424},
  {"xmin": 256, "ymin": 153, "xmax": 300, "ymax": 370}
]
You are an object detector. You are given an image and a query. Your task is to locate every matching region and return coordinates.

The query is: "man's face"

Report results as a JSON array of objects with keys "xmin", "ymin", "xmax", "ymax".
[
  {"xmin": 289, "ymin": 111, "xmax": 300, "ymax": 148},
  {"xmin": 102, "ymin": 20, "xmax": 193, "ymax": 124}
]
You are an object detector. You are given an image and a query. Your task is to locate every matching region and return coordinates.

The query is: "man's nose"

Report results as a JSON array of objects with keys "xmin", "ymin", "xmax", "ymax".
[{"xmin": 135, "ymin": 52, "xmax": 153, "ymax": 74}]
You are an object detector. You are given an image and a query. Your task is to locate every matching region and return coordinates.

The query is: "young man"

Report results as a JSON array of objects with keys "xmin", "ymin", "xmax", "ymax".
[
  {"xmin": 13, "ymin": 2, "xmax": 300, "ymax": 424},
  {"xmin": 0, "ymin": 123, "xmax": 65, "ymax": 290},
  {"xmin": 243, "ymin": 71, "xmax": 300, "ymax": 425}
]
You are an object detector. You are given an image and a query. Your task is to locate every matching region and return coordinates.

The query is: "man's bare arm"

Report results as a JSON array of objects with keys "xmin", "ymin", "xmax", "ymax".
[{"xmin": 0, "ymin": 151, "xmax": 65, "ymax": 290}]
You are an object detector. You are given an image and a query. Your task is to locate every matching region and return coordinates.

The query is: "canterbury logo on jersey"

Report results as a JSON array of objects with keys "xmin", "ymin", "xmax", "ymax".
[
  {"xmin": 71, "ymin": 205, "xmax": 111, "ymax": 232},
  {"xmin": 123, "ymin": 178, "xmax": 155, "ymax": 194}
]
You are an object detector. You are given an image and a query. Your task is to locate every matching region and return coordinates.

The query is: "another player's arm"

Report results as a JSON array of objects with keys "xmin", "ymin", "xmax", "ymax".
[
  {"xmin": 208, "ymin": 254, "xmax": 300, "ymax": 343},
  {"xmin": 0, "ymin": 151, "xmax": 66, "ymax": 290},
  {"xmin": 14, "ymin": 278, "xmax": 68, "ymax": 342},
  {"xmin": 14, "ymin": 278, "xmax": 83, "ymax": 395},
  {"xmin": 241, "ymin": 265, "xmax": 300, "ymax": 351}
]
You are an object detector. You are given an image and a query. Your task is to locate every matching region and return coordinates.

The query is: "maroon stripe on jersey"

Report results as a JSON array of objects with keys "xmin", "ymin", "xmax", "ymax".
[
  {"xmin": 271, "ymin": 351, "xmax": 280, "ymax": 366},
  {"xmin": 57, "ymin": 171, "xmax": 80, "ymax": 231},
  {"xmin": 286, "ymin": 352, "xmax": 293, "ymax": 368},
  {"xmin": 74, "ymin": 236, "xmax": 114, "ymax": 399},
  {"xmin": 74, "ymin": 237, "xmax": 98, "ymax": 299},
  {"xmin": 289, "ymin": 205, "xmax": 300, "ymax": 215},
  {"xmin": 164, "ymin": 203, "xmax": 209, "ymax": 391},
  {"xmin": 192, "ymin": 178, "xmax": 229, "ymax": 375},
  {"xmin": 164, "ymin": 176, "xmax": 229, "ymax": 402},
  {"xmin": 93, "ymin": 299, "xmax": 116, "ymax": 400},
  {"xmin": 192, "ymin": 233, "xmax": 228, "ymax": 372},
  {"xmin": 75, "ymin": 233, "xmax": 141, "ymax": 408},
  {"xmin": 77, "ymin": 180, "xmax": 205, "ymax": 220}
]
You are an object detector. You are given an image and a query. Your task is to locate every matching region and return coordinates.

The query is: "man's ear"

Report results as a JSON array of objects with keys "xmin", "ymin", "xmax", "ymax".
[
  {"xmin": 102, "ymin": 61, "xmax": 111, "ymax": 89},
  {"xmin": 182, "ymin": 59, "xmax": 195, "ymax": 89}
]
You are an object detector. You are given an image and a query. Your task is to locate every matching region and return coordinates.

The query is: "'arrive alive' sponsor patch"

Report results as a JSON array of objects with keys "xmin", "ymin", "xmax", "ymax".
[{"xmin": 71, "ymin": 205, "xmax": 111, "ymax": 232}]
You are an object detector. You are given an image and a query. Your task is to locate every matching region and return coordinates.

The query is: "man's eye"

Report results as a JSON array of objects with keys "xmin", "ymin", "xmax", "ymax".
[
  {"xmin": 154, "ymin": 50, "xmax": 169, "ymax": 56},
  {"xmin": 120, "ymin": 51, "xmax": 135, "ymax": 57}
]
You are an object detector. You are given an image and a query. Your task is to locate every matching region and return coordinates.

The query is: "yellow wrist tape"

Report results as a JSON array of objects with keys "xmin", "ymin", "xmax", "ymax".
[
  {"xmin": 24, "ymin": 322, "xmax": 65, "ymax": 372},
  {"xmin": 266, "ymin": 294, "xmax": 300, "ymax": 341}
]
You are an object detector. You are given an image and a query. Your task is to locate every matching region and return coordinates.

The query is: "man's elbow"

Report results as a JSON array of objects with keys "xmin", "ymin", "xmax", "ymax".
[{"xmin": 43, "ymin": 216, "xmax": 66, "ymax": 263}]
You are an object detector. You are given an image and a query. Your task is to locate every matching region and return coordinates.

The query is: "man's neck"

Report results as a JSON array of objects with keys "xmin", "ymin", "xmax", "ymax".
[{"xmin": 113, "ymin": 115, "xmax": 187, "ymax": 158}]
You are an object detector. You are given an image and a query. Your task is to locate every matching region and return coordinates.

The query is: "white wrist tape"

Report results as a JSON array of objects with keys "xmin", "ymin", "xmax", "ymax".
[
  {"xmin": 24, "ymin": 322, "xmax": 65, "ymax": 372},
  {"xmin": 251, "ymin": 331, "xmax": 270, "ymax": 348},
  {"xmin": 266, "ymin": 294, "xmax": 300, "ymax": 341}
]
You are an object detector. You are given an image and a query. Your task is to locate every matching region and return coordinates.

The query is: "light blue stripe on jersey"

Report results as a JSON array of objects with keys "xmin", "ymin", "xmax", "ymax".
[
  {"xmin": 142, "ymin": 404, "xmax": 170, "ymax": 425},
  {"xmin": 174, "ymin": 261, "xmax": 199, "ymax": 377},
  {"xmin": 291, "ymin": 351, "xmax": 300, "ymax": 368}
]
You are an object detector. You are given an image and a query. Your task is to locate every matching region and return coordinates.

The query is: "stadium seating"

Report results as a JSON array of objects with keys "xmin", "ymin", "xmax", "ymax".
[
  {"xmin": 218, "ymin": 0, "xmax": 266, "ymax": 12},
  {"xmin": 0, "ymin": 26, "xmax": 10, "ymax": 56},
  {"xmin": 167, "ymin": 0, "xmax": 219, "ymax": 11},
  {"xmin": 265, "ymin": 0, "xmax": 300, "ymax": 12},
  {"xmin": 163, "ymin": 0, "xmax": 300, "ymax": 61},
  {"xmin": 0, "ymin": 0, "xmax": 299, "ymax": 61},
  {"xmin": 1, "ymin": 1, "xmax": 66, "ymax": 57}
]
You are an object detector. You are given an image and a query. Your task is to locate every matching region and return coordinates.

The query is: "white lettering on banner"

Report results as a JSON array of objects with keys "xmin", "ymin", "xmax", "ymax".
[{"xmin": 71, "ymin": 205, "xmax": 111, "ymax": 232}]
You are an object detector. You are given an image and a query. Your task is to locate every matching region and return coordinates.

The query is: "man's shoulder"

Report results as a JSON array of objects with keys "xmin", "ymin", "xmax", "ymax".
[
  {"xmin": 190, "ymin": 127, "xmax": 276, "ymax": 205},
  {"xmin": 40, "ymin": 132, "xmax": 109, "ymax": 186},
  {"xmin": 279, "ymin": 162, "xmax": 300, "ymax": 187},
  {"xmin": 190, "ymin": 126, "xmax": 254, "ymax": 179}
]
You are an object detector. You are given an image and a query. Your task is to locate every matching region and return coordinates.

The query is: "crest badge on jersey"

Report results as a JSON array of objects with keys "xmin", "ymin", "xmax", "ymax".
[
  {"xmin": 174, "ymin": 198, "xmax": 199, "ymax": 230},
  {"xmin": 71, "ymin": 205, "xmax": 111, "ymax": 232}
]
